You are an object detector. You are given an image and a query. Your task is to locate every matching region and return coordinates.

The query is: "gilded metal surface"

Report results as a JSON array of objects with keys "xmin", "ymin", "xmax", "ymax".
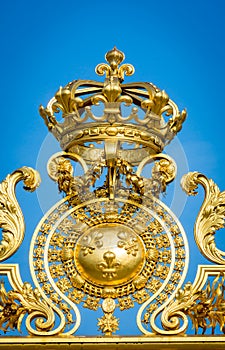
[
  {"xmin": 162, "ymin": 265, "xmax": 225, "ymax": 335},
  {"xmin": 29, "ymin": 186, "xmax": 188, "ymax": 335},
  {"xmin": 1, "ymin": 336, "xmax": 225, "ymax": 349},
  {"xmin": 0, "ymin": 167, "xmax": 40, "ymax": 261},
  {"xmin": 0, "ymin": 48, "xmax": 224, "ymax": 345},
  {"xmin": 181, "ymin": 172, "xmax": 225, "ymax": 264},
  {"xmin": 74, "ymin": 224, "xmax": 146, "ymax": 286},
  {"xmin": 39, "ymin": 47, "xmax": 186, "ymax": 156},
  {"xmin": 0, "ymin": 264, "xmax": 55, "ymax": 336}
]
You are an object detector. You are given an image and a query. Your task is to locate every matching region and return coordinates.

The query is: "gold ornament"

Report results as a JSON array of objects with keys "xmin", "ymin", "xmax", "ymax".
[{"xmin": 0, "ymin": 48, "xmax": 224, "ymax": 348}]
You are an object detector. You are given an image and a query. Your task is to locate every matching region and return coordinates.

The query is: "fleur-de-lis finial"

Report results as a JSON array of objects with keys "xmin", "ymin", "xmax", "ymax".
[
  {"xmin": 93, "ymin": 48, "xmax": 135, "ymax": 104},
  {"xmin": 95, "ymin": 47, "xmax": 134, "ymax": 82}
]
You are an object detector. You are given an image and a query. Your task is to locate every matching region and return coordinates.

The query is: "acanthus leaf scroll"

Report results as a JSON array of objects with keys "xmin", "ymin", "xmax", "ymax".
[{"xmin": 0, "ymin": 167, "xmax": 40, "ymax": 262}]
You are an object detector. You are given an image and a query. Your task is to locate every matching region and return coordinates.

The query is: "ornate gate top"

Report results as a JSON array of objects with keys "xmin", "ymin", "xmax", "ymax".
[
  {"xmin": 40, "ymin": 47, "xmax": 186, "ymax": 156},
  {"xmin": 0, "ymin": 48, "xmax": 225, "ymax": 348}
]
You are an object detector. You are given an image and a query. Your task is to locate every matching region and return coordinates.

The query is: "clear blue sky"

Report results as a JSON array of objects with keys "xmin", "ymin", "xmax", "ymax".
[{"xmin": 0, "ymin": 0, "xmax": 225, "ymax": 336}]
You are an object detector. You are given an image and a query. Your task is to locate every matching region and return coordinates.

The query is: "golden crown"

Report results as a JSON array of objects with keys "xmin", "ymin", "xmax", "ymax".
[{"xmin": 39, "ymin": 47, "xmax": 186, "ymax": 165}]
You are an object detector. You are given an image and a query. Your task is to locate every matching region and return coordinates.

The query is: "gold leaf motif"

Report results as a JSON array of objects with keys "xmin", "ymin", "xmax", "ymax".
[
  {"xmin": 54, "ymin": 86, "xmax": 83, "ymax": 115},
  {"xmin": 167, "ymin": 107, "xmax": 187, "ymax": 136},
  {"xmin": 0, "ymin": 281, "xmax": 55, "ymax": 335},
  {"xmin": 83, "ymin": 296, "xmax": 100, "ymax": 311},
  {"xmin": 181, "ymin": 172, "xmax": 225, "ymax": 264},
  {"xmin": 118, "ymin": 296, "xmax": 134, "ymax": 310},
  {"xmin": 163, "ymin": 274, "xmax": 225, "ymax": 335},
  {"xmin": 0, "ymin": 167, "xmax": 40, "ymax": 261},
  {"xmin": 146, "ymin": 278, "xmax": 162, "ymax": 293},
  {"xmin": 133, "ymin": 289, "xmax": 150, "ymax": 304},
  {"xmin": 68, "ymin": 290, "xmax": 85, "ymax": 304}
]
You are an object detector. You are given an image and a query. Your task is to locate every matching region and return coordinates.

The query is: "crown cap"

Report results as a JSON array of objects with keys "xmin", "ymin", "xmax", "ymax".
[{"xmin": 40, "ymin": 48, "xmax": 186, "ymax": 165}]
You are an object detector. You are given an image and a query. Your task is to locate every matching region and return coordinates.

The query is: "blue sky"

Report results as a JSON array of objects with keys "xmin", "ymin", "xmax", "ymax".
[{"xmin": 0, "ymin": 0, "xmax": 225, "ymax": 336}]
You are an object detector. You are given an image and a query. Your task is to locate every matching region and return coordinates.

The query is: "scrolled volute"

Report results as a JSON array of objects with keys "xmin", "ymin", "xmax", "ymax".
[
  {"xmin": 0, "ymin": 280, "xmax": 57, "ymax": 335},
  {"xmin": 159, "ymin": 282, "xmax": 197, "ymax": 334},
  {"xmin": 0, "ymin": 167, "xmax": 40, "ymax": 261},
  {"xmin": 181, "ymin": 171, "xmax": 225, "ymax": 264}
]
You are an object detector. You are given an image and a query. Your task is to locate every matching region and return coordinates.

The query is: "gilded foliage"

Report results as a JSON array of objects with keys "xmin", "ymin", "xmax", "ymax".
[
  {"xmin": 0, "ymin": 281, "xmax": 54, "ymax": 334},
  {"xmin": 181, "ymin": 172, "xmax": 225, "ymax": 264},
  {"xmin": 0, "ymin": 167, "xmax": 40, "ymax": 261},
  {"xmin": 166, "ymin": 275, "xmax": 225, "ymax": 335}
]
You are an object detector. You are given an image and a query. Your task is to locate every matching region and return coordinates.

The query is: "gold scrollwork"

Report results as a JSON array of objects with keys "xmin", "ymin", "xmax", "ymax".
[
  {"xmin": 161, "ymin": 265, "xmax": 225, "ymax": 335},
  {"xmin": 0, "ymin": 167, "xmax": 40, "ymax": 261},
  {"xmin": 3, "ymin": 48, "xmax": 221, "ymax": 341},
  {"xmin": 136, "ymin": 153, "xmax": 177, "ymax": 195},
  {"xmin": 0, "ymin": 281, "xmax": 55, "ymax": 335},
  {"xmin": 137, "ymin": 198, "xmax": 189, "ymax": 336},
  {"xmin": 181, "ymin": 172, "xmax": 225, "ymax": 264},
  {"xmin": 0, "ymin": 264, "xmax": 57, "ymax": 335}
]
